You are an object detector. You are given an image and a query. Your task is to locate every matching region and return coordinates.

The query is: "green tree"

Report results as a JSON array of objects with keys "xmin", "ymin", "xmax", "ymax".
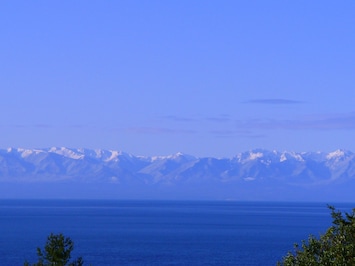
[
  {"xmin": 278, "ymin": 205, "xmax": 355, "ymax": 265},
  {"xmin": 24, "ymin": 233, "xmax": 84, "ymax": 266}
]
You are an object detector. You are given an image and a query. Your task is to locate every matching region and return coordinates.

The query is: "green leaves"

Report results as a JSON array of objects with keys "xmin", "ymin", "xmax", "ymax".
[
  {"xmin": 25, "ymin": 233, "xmax": 84, "ymax": 266},
  {"xmin": 278, "ymin": 206, "xmax": 355, "ymax": 266}
]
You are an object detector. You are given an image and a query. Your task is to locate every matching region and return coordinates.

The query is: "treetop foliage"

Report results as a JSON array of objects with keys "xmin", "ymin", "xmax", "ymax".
[
  {"xmin": 24, "ymin": 233, "xmax": 83, "ymax": 266},
  {"xmin": 278, "ymin": 205, "xmax": 355, "ymax": 265}
]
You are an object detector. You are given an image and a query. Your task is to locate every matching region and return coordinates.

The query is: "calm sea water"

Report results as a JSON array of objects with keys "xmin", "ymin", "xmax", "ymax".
[{"xmin": 0, "ymin": 200, "xmax": 353, "ymax": 265}]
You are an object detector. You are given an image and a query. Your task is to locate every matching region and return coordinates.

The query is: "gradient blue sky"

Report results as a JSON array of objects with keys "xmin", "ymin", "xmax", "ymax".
[{"xmin": 1, "ymin": 1, "xmax": 354, "ymax": 157}]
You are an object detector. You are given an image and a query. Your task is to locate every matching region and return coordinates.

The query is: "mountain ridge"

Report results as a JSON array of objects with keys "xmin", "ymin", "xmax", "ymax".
[{"xmin": 1, "ymin": 147, "xmax": 354, "ymax": 201}]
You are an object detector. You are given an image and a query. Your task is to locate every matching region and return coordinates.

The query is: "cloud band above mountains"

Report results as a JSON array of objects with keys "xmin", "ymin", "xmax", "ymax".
[
  {"xmin": 244, "ymin": 98, "xmax": 304, "ymax": 105},
  {"xmin": 240, "ymin": 112, "xmax": 355, "ymax": 131}
]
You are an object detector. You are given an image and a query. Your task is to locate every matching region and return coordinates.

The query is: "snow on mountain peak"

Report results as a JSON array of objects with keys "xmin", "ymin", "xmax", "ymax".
[
  {"xmin": 280, "ymin": 153, "xmax": 287, "ymax": 162},
  {"xmin": 169, "ymin": 152, "xmax": 195, "ymax": 160},
  {"xmin": 235, "ymin": 150, "xmax": 266, "ymax": 163},
  {"xmin": 326, "ymin": 149, "xmax": 347, "ymax": 160},
  {"xmin": 19, "ymin": 148, "xmax": 44, "ymax": 158},
  {"xmin": 249, "ymin": 151, "xmax": 264, "ymax": 160},
  {"xmin": 5, "ymin": 148, "xmax": 43, "ymax": 157},
  {"xmin": 48, "ymin": 147, "xmax": 84, "ymax": 160},
  {"xmin": 108, "ymin": 150, "xmax": 119, "ymax": 160},
  {"xmin": 1, "ymin": 147, "xmax": 355, "ymax": 190},
  {"xmin": 151, "ymin": 152, "xmax": 196, "ymax": 162},
  {"xmin": 280, "ymin": 152, "xmax": 304, "ymax": 162}
]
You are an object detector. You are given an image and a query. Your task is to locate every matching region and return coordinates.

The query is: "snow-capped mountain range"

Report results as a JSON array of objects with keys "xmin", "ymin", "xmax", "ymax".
[{"xmin": 1, "ymin": 147, "xmax": 355, "ymax": 201}]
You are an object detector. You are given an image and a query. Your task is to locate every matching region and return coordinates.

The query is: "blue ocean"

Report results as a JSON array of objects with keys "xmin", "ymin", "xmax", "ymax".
[{"xmin": 0, "ymin": 200, "xmax": 353, "ymax": 265}]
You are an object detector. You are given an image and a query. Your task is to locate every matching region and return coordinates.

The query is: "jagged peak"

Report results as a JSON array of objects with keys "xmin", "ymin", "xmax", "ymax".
[
  {"xmin": 47, "ymin": 147, "xmax": 84, "ymax": 159},
  {"xmin": 1, "ymin": 148, "xmax": 355, "ymax": 163},
  {"xmin": 279, "ymin": 151, "xmax": 304, "ymax": 162},
  {"xmin": 235, "ymin": 149, "xmax": 279, "ymax": 163},
  {"xmin": 326, "ymin": 149, "xmax": 353, "ymax": 160},
  {"xmin": 49, "ymin": 148, "xmax": 135, "ymax": 161},
  {"xmin": 4, "ymin": 147, "xmax": 45, "ymax": 156}
]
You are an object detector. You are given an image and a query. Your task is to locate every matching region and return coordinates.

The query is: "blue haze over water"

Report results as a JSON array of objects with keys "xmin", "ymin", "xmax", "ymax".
[{"xmin": 0, "ymin": 200, "xmax": 353, "ymax": 265}]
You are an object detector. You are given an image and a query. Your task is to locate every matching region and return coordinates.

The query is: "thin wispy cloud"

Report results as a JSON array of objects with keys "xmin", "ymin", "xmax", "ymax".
[
  {"xmin": 125, "ymin": 126, "xmax": 196, "ymax": 135},
  {"xmin": 205, "ymin": 114, "xmax": 232, "ymax": 123},
  {"xmin": 34, "ymin": 124, "xmax": 53, "ymax": 128},
  {"xmin": 244, "ymin": 99, "xmax": 304, "ymax": 105},
  {"xmin": 162, "ymin": 114, "xmax": 232, "ymax": 123},
  {"xmin": 7, "ymin": 124, "xmax": 54, "ymax": 129},
  {"xmin": 5, "ymin": 123, "xmax": 103, "ymax": 130},
  {"xmin": 67, "ymin": 124, "xmax": 90, "ymax": 129},
  {"xmin": 6, "ymin": 112, "xmax": 352, "ymax": 143},
  {"xmin": 240, "ymin": 112, "xmax": 355, "ymax": 131},
  {"xmin": 161, "ymin": 115, "xmax": 197, "ymax": 122},
  {"xmin": 210, "ymin": 129, "xmax": 266, "ymax": 139},
  {"xmin": 134, "ymin": 111, "xmax": 355, "ymax": 138}
]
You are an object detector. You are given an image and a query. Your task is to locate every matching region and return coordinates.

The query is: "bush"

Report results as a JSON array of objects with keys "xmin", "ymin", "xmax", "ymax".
[{"xmin": 278, "ymin": 205, "xmax": 355, "ymax": 265}]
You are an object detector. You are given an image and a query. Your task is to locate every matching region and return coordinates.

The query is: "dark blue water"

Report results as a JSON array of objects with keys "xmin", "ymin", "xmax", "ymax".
[{"xmin": 0, "ymin": 200, "xmax": 353, "ymax": 265}]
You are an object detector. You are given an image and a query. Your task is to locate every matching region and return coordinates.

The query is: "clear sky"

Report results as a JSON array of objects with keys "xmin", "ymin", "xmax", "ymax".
[{"xmin": 1, "ymin": 1, "xmax": 354, "ymax": 157}]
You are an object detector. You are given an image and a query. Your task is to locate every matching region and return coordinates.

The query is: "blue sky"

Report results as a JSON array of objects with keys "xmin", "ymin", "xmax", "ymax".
[{"xmin": 1, "ymin": 1, "xmax": 354, "ymax": 157}]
